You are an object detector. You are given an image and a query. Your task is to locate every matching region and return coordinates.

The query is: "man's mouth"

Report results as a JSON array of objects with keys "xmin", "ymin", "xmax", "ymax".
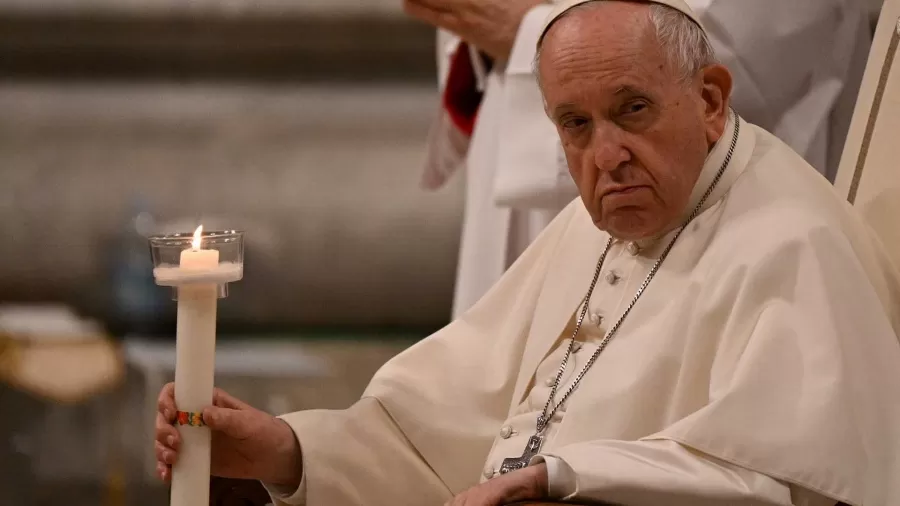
[{"xmin": 601, "ymin": 185, "xmax": 646, "ymax": 199}]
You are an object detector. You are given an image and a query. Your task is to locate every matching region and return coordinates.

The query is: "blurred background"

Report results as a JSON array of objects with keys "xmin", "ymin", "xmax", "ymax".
[{"xmin": 0, "ymin": 0, "xmax": 463, "ymax": 504}]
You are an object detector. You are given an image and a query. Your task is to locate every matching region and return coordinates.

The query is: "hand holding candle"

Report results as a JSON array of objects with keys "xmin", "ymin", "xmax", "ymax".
[
  {"xmin": 155, "ymin": 383, "xmax": 304, "ymax": 489},
  {"xmin": 148, "ymin": 226, "xmax": 245, "ymax": 506}
]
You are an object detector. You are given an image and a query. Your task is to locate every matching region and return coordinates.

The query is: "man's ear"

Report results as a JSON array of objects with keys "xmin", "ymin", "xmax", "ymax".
[{"xmin": 699, "ymin": 64, "xmax": 733, "ymax": 144}]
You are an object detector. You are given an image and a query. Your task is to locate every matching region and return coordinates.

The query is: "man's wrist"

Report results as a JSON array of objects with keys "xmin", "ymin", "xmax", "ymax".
[
  {"xmin": 267, "ymin": 417, "xmax": 303, "ymax": 488},
  {"xmin": 528, "ymin": 461, "xmax": 549, "ymax": 498},
  {"xmin": 502, "ymin": 462, "xmax": 550, "ymax": 503}
]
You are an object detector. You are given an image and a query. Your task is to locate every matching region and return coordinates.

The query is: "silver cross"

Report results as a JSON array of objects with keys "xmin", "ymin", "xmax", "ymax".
[{"xmin": 499, "ymin": 435, "xmax": 544, "ymax": 474}]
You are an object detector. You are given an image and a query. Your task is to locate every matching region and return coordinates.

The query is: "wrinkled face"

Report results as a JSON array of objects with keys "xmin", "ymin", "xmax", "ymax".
[{"xmin": 538, "ymin": 2, "xmax": 727, "ymax": 240}]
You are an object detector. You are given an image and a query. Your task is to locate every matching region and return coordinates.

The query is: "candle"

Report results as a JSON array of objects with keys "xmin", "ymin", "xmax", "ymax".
[{"xmin": 170, "ymin": 225, "xmax": 219, "ymax": 506}]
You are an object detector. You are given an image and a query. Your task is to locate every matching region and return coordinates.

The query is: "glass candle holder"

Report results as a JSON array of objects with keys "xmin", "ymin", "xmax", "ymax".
[{"xmin": 148, "ymin": 230, "xmax": 244, "ymax": 299}]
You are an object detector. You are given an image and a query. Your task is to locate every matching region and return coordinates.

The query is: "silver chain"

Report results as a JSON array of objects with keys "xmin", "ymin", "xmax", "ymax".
[{"xmin": 535, "ymin": 112, "xmax": 741, "ymax": 433}]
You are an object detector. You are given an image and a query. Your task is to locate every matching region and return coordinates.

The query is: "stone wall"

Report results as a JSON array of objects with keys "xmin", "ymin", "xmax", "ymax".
[
  {"xmin": 0, "ymin": 83, "xmax": 464, "ymax": 328},
  {"xmin": 0, "ymin": 1, "xmax": 462, "ymax": 329},
  {"xmin": 0, "ymin": 0, "xmax": 435, "ymax": 82}
]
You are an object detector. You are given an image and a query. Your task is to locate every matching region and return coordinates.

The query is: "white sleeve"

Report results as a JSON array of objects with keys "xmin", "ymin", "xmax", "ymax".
[
  {"xmin": 536, "ymin": 455, "xmax": 578, "ymax": 498},
  {"xmin": 436, "ymin": 29, "xmax": 461, "ymax": 92},
  {"xmin": 493, "ymin": 3, "xmax": 579, "ymax": 210},
  {"xmin": 262, "ymin": 424, "xmax": 309, "ymax": 505},
  {"xmin": 421, "ymin": 29, "xmax": 471, "ymax": 191},
  {"xmin": 533, "ymin": 439, "xmax": 837, "ymax": 506},
  {"xmin": 264, "ymin": 476, "xmax": 307, "ymax": 506}
]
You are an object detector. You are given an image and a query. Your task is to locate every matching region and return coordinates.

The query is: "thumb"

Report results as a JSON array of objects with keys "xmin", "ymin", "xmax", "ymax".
[{"xmin": 202, "ymin": 406, "xmax": 252, "ymax": 438}]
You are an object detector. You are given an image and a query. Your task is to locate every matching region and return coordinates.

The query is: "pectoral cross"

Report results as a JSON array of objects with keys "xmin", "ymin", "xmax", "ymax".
[{"xmin": 499, "ymin": 435, "xmax": 544, "ymax": 474}]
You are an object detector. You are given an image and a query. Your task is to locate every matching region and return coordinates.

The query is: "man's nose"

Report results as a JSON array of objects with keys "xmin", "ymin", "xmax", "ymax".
[{"xmin": 592, "ymin": 125, "xmax": 631, "ymax": 173}]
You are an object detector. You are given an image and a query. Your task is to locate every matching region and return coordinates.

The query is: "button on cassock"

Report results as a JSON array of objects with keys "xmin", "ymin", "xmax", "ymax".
[
  {"xmin": 483, "ymin": 465, "xmax": 495, "ymax": 479},
  {"xmin": 500, "ymin": 425, "xmax": 514, "ymax": 439},
  {"xmin": 544, "ymin": 376, "xmax": 555, "ymax": 387},
  {"xmin": 589, "ymin": 312, "xmax": 604, "ymax": 327},
  {"xmin": 626, "ymin": 242, "xmax": 641, "ymax": 256},
  {"xmin": 605, "ymin": 270, "xmax": 621, "ymax": 285}
]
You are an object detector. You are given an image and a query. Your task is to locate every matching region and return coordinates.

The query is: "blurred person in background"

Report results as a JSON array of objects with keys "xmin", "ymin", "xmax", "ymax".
[{"xmin": 408, "ymin": 0, "xmax": 873, "ymax": 318}]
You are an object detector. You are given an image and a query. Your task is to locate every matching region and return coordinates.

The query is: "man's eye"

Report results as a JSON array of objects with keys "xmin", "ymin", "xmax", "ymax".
[
  {"xmin": 562, "ymin": 118, "xmax": 588, "ymax": 129},
  {"xmin": 623, "ymin": 102, "xmax": 648, "ymax": 115}
]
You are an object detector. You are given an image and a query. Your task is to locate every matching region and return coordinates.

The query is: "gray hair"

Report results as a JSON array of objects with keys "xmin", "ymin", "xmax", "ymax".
[
  {"xmin": 534, "ymin": 2, "xmax": 718, "ymax": 85},
  {"xmin": 647, "ymin": 4, "xmax": 717, "ymax": 80}
]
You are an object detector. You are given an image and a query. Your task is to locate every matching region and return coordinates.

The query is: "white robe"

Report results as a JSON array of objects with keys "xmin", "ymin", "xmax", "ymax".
[
  {"xmin": 425, "ymin": 0, "xmax": 873, "ymax": 319},
  {"xmin": 271, "ymin": 115, "xmax": 900, "ymax": 506}
]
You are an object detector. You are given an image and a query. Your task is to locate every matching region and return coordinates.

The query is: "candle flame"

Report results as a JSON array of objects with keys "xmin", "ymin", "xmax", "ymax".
[{"xmin": 191, "ymin": 225, "xmax": 203, "ymax": 250}]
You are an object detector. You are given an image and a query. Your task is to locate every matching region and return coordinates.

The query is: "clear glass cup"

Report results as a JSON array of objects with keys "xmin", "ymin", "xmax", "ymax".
[{"xmin": 147, "ymin": 230, "xmax": 244, "ymax": 299}]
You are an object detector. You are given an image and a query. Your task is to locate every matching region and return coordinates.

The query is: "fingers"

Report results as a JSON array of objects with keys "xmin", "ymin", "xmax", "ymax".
[
  {"xmin": 404, "ymin": 0, "xmax": 455, "ymax": 13},
  {"xmin": 203, "ymin": 404, "xmax": 269, "ymax": 441},
  {"xmin": 155, "ymin": 384, "xmax": 178, "ymax": 485},
  {"xmin": 157, "ymin": 461, "xmax": 171, "ymax": 483},
  {"xmin": 155, "ymin": 422, "xmax": 177, "ymax": 483},
  {"xmin": 161, "ymin": 383, "xmax": 248, "ymax": 414},
  {"xmin": 212, "ymin": 388, "xmax": 251, "ymax": 411},
  {"xmin": 155, "ymin": 440, "xmax": 178, "ymax": 466},
  {"xmin": 203, "ymin": 405, "xmax": 256, "ymax": 440},
  {"xmin": 202, "ymin": 405, "xmax": 244, "ymax": 437},
  {"xmin": 155, "ymin": 412, "xmax": 179, "ymax": 484},
  {"xmin": 156, "ymin": 385, "xmax": 256, "ymax": 440},
  {"xmin": 155, "ymin": 412, "xmax": 180, "ymax": 448},
  {"xmin": 157, "ymin": 382, "xmax": 176, "ymax": 421},
  {"xmin": 403, "ymin": 0, "xmax": 458, "ymax": 31}
]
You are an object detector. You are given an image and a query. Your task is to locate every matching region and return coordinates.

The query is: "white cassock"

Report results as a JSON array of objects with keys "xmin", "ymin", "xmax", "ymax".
[
  {"xmin": 424, "ymin": 0, "xmax": 874, "ymax": 318},
  {"xmin": 269, "ymin": 114, "xmax": 900, "ymax": 506}
]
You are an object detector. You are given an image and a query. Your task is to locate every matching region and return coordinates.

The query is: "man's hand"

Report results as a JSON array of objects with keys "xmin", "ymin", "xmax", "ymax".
[
  {"xmin": 445, "ymin": 463, "xmax": 549, "ymax": 506},
  {"xmin": 154, "ymin": 382, "xmax": 302, "ymax": 489},
  {"xmin": 403, "ymin": 0, "xmax": 544, "ymax": 63}
]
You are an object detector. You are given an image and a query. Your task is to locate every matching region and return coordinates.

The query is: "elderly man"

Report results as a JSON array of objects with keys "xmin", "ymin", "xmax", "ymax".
[
  {"xmin": 418, "ymin": 0, "xmax": 872, "ymax": 319},
  {"xmin": 155, "ymin": 1, "xmax": 900, "ymax": 505}
]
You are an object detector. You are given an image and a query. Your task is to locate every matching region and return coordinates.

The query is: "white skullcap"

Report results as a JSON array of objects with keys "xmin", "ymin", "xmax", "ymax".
[{"xmin": 538, "ymin": 0, "xmax": 706, "ymax": 47}]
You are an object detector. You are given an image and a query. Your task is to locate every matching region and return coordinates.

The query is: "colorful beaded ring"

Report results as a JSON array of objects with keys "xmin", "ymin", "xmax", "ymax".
[{"xmin": 175, "ymin": 410, "xmax": 206, "ymax": 427}]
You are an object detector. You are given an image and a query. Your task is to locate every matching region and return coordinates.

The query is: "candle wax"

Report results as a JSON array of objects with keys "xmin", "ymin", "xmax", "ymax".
[
  {"xmin": 170, "ymin": 246, "xmax": 220, "ymax": 506},
  {"xmin": 179, "ymin": 247, "xmax": 220, "ymax": 271}
]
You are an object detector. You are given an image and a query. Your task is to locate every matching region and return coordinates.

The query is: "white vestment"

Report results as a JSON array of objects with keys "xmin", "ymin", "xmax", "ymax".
[
  {"xmin": 272, "ymin": 115, "xmax": 900, "ymax": 506},
  {"xmin": 426, "ymin": 0, "xmax": 873, "ymax": 318}
]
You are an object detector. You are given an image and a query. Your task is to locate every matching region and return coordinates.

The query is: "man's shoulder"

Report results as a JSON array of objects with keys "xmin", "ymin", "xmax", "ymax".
[
  {"xmin": 717, "ymin": 132, "xmax": 864, "ymax": 257},
  {"xmin": 736, "ymin": 127, "xmax": 854, "ymax": 226}
]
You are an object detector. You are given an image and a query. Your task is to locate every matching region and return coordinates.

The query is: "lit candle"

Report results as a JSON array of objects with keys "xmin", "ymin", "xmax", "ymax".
[{"xmin": 170, "ymin": 225, "xmax": 219, "ymax": 506}]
